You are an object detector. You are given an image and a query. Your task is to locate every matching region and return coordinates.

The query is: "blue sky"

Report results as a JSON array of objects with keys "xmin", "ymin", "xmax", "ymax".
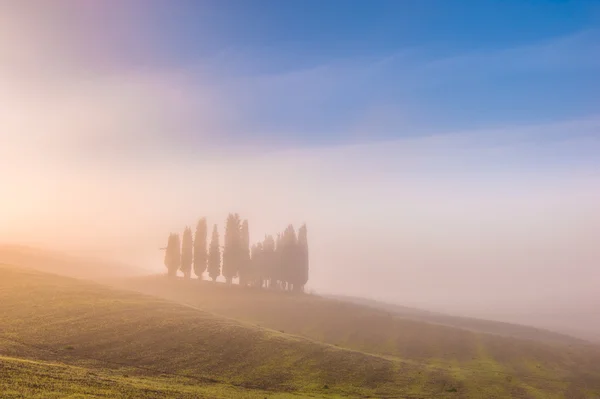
[
  {"xmin": 140, "ymin": 1, "xmax": 599, "ymax": 142},
  {"xmin": 147, "ymin": 1, "xmax": 599, "ymax": 136},
  {"xmin": 8, "ymin": 0, "xmax": 597, "ymax": 148},
  {"xmin": 2, "ymin": 1, "xmax": 599, "ymax": 168}
]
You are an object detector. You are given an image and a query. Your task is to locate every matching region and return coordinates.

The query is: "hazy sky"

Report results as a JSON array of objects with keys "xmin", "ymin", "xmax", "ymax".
[{"xmin": 1, "ymin": 1, "xmax": 599, "ymax": 328}]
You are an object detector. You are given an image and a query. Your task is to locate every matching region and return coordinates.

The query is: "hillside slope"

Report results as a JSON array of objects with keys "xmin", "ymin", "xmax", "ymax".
[
  {"xmin": 329, "ymin": 294, "xmax": 586, "ymax": 345},
  {"xmin": 0, "ymin": 265, "xmax": 456, "ymax": 398},
  {"xmin": 0, "ymin": 355, "xmax": 314, "ymax": 399},
  {"xmin": 2, "ymin": 266, "xmax": 600, "ymax": 398},
  {"xmin": 0, "ymin": 245, "xmax": 144, "ymax": 280},
  {"xmin": 117, "ymin": 275, "xmax": 600, "ymax": 398}
]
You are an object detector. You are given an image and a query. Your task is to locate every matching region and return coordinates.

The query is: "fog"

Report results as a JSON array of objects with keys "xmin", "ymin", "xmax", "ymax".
[
  {"xmin": 3, "ymin": 126, "xmax": 600, "ymax": 340},
  {"xmin": 1, "ymin": 3, "xmax": 599, "ymax": 341}
]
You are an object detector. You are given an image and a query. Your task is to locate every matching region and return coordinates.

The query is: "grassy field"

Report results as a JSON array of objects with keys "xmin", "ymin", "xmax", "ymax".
[
  {"xmin": 2, "ymin": 265, "xmax": 600, "ymax": 398},
  {"xmin": 0, "ymin": 355, "xmax": 330, "ymax": 399},
  {"xmin": 117, "ymin": 275, "xmax": 600, "ymax": 398},
  {"xmin": 0, "ymin": 265, "xmax": 460, "ymax": 398},
  {"xmin": 328, "ymin": 295, "xmax": 587, "ymax": 345}
]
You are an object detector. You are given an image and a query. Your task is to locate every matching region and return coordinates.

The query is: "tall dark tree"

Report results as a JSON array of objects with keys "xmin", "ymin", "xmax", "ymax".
[
  {"xmin": 193, "ymin": 218, "xmax": 208, "ymax": 279},
  {"xmin": 250, "ymin": 242, "xmax": 263, "ymax": 287},
  {"xmin": 181, "ymin": 226, "xmax": 193, "ymax": 278},
  {"xmin": 281, "ymin": 225, "xmax": 297, "ymax": 291},
  {"xmin": 164, "ymin": 233, "xmax": 181, "ymax": 277},
  {"xmin": 262, "ymin": 235, "xmax": 275, "ymax": 288},
  {"xmin": 238, "ymin": 219, "xmax": 250, "ymax": 286},
  {"xmin": 207, "ymin": 224, "xmax": 221, "ymax": 282},
  {"xmin": 163, "ymin": 217, "xmax": 309, "ymax": 289},
  {"xmin": 296, "ymin": 224, "xmax": 309, "ymax": 292},
  {"xmin": 222, "ymin": 213, "xmax": 242, "ymax": 284},
  {"xmin": 272, "ymin": 233, "xmax": 283, "ymax": 290}
]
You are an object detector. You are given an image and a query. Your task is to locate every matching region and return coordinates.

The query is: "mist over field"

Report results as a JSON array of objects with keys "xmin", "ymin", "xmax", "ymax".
[
  {"xmin": 3, "ymin": 123, "xmax": 600, "ymax": 342},
  {"xmin": 2, "ymin": 2, "xmax": 600, "ymax": 344},
  {"xmin": 3, "ymin": 2, "xmax": 600, "ymax": 398}
]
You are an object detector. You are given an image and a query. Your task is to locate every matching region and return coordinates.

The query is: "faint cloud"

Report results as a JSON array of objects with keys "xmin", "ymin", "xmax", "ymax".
[{"xmin": 417, "ymin": 29, "xmax": 600, "ymax": 81}]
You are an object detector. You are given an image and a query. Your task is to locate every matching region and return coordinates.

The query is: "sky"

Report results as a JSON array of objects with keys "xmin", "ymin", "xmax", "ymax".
[{"xmin": 1, "ymin": 1, "xmax": 599, "ymax": 337}]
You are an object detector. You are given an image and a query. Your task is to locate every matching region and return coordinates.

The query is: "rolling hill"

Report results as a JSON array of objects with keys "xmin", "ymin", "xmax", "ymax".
[
  {"xmin": 0, "ymin": 354, "xmax": 304, "ymax": 399},
  {"xmin": 0, "ymin": 245, "xmax": 145, "ymax": 280},
  {"xmin": 2, "ymin": 264, "xmax": 600, "ymax": 397},
  {"xmin": 327, "ymin": 294, "xmax": 587, "ymax": 346},
  {"xmin": 0, "ymin": 265, "xmax": 461, "ymax": 398},
  {"xmin": 116, "ymin": 274, "xmax": 600, "ymax": 398}
]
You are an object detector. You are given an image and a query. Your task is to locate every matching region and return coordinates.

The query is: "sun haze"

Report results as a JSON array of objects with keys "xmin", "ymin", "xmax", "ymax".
[{"xmin": 1, "ymin": 2, "xmax": 600, "ymax": 397}]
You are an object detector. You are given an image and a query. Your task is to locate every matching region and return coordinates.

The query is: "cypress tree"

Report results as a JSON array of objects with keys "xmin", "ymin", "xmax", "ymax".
[
  {"xmin": 181, "ymin": 226, "xmax": 193, "ymax": 278},
  {"xmin": 249, "ymin": 243, "xmax": 257, "ymax": 286},
  {"xmin": 164, "ymin": 233, "xmax": 181, "ymax": 277},
  {"xmin": 250, "ymin": 242, "xmax": 263, "ymax": 287},
  {"xmin": 281, "ymin": 225, "xmax": 297, "ymax": 291},
  {"xmin": 238, "ymin": 219, "xmax": 250, "ymax": 286},
  {"xmin": 222, "ymin": 213, "xmax": 241, "ymax": 284},
  {"xmin": 193, "ymin": 218, "xmax": 208, "ymax": 279},
  {"xmin": 262, "ymin": 235, "xmax": 275, "ymax": 289},
  {"xmin": 163, "ymin": 234, "xmax": 170, "ymax": 274},
  {"xmin": 207, "ymin": 224, "xmax": 221, "ymax": 282},
  {"xmin": 273, "ymin": 233, "xmax": 283, "ymax": 290},
  {"xmin": 297, "ymin": 224, "xmax": 309, "ymax": 292}
]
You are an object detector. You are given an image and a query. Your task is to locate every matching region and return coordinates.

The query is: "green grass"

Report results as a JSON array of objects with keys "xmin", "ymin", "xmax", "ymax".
[
  {"xmin": 0, "ymin": 266, "xmax": 453, "ymax": 398},
  {"xmin": 0, "ymin": 355, "xmax": 342, "ymax": 398},
  {"xmin": 118, "ymin": 274, "xmax": 600, "ymax": 398},
  {"xmin": 2, "ymin": 265, "xmax": 600, "ymax": 398}
]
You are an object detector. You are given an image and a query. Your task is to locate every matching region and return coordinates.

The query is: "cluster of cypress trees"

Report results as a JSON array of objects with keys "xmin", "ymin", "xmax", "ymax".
[{"xmin": 163, "ymin": 213, "xmax": 309, "ymax": 292}]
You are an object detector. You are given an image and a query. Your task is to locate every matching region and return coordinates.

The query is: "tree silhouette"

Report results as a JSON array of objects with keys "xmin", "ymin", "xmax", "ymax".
[
  {"xmin": 207, "ymin": 224, "xmax": 221, "ymax": 282},
  {"xmin": 222, "ymin": 213, "xmax": 241, "ymax": 284},
  {"xmin": 297, "ymin": 224, "xmax": 309, "ymax": 292},
  {"xmin": 181, "ymin": 226, "xmax": 193, "ymax": 278},
  {"xmin": 164, "ymin": 233, "xmax": 181, "ymax": 277},
  {"xmin": 262, "ymin": 235, "xmax": 275, "ymax": 289},
  {"xmin": 281, "ymin": 225, "xmax": 297, "ymax": 291},
  {"xmin": 163, "ymin": 216, "xmax": 310, "ymax": 289},
  {"xmin": 250, "ymin": 242, "xmax": 263, "ymax": 287},
  {"xmin": 238, "ymin": 219, "xmax": 250, "ymax": 286},
  {"xmin": 193, "ymin": 218, "xmax": 207, "ymax": 279},
  {"xmin": 273, "ymin": 233, "xmax": 283, "ymax": 290}
]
